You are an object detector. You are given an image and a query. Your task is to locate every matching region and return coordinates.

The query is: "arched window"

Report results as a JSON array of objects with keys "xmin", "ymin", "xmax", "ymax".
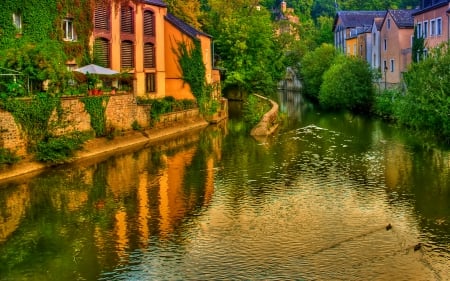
[
  {"xmin": 121, "ymin": 40, "xmax": 134, "ymax": 68},
  {"xmin": 143, "ymin": 10, "xmax": 154, "ymax": 36},
  {"xmin": 144, "ymin": 43, "xmax": 155, "ymax": 68},
  {"xmin": 121, "ymin": 6, "xmax": 134, "ymax": 34},
  {"xmin": 94, "ymin": 38, "xmax": 110, "ymax": 68}
]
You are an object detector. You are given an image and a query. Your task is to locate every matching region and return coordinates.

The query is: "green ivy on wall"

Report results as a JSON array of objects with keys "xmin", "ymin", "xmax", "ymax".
[
  {"xmin": 175, "ymin": 39, "xmax": 219, "ymax": 116},
  {"xmin": 0, "ymin": 93, "xmax": 60, "ymax": 152},
  {"xmin": 0, "ymin": 0, "xmax": 93, "ymax": 67},
  {"xmin": 81, "ymin": 95, "xmax": 109, "ymax": 137}
]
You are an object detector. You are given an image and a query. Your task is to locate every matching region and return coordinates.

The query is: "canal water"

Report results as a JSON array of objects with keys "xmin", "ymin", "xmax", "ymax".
[{"xmin": 0, "ymin": 91, "xmax": 449, "ymax": 280}]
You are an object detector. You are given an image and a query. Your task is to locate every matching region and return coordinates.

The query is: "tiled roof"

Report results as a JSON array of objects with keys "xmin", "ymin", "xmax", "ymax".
[
  {"xmin": 388, "ymin": 9, "xmax": 417, "ymax": 28},
  {"xmin": 165, "ymin": 13, "xmax": 211, "ymax": 39},
  {"xmin": 143, "ymin": 0, "xmax": 167, "ymax": 7},
  {"xmin": 413, "ymin": 0, "xmax": 449, "ymax": 15},
  {"xmin": 333, "ymin": 11, "xmax": 386, "ymax": 31}
]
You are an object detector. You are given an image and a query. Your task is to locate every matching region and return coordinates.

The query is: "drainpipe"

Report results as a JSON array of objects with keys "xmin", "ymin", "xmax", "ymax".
[{"xmin": 447, "ymin": 9, "xmax": 450, "ymax": 44}]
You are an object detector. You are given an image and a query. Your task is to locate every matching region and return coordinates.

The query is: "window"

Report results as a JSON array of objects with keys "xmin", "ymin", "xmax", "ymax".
[
  {"xmin": 384, "ymin": 39, "xmax": 387, "ymax": 51},
  {"xmin": 144, "ymin": 43, "xmax": 155, "ymax": 68},
  {"xmin": 143, "ymin": 10, "xmax": 154, "ymax": 36},
  {"xmin": 417, "ymin": 22, "xmax": 422, "ymax": 38},
  {"xmin": 423, "ymin": 21, "xmax": 428, "ymax": 38},
  {"xmin": 62, "ymin": 18, "xmax": 76, "ymax": 41},
  {"xmin": 12, "ymin": 12, "xmax": 22, "ymax": 32},
  {"xmin": 387, "ymin": 19, "xmax": 391, "ymax": 29},
  {"xmin": 94, "ymin": 38, "xmax": 110, "ymax": 68},
  {"xmin": 121, "ymin": 6, "xmax": 134, "ymax": 34},
  {"xmin": 390, "ymin": 59, "xmax": 394, "ymax": 72},
  {"xmin": 146, "ymin": 73, "xmax": 156, "ymax": 93},
  {"xmin": 94, "ymin": 4, "xmax": 110, "ymax": 30},
  {"xmin": 373, "ymin": 33, "xmax": 376, "ymax": 45},
  {"xmin": 373, "ymin": 54, "xmax": 376, "ymax": 67},
  {"xmin": 383, "ymin": 60, "xmax": 387, "ymax": 72},
  {"xmin": 437, "ymin": 18, "xmax": 442, "ymax": 36},
  {"xmin": 121, "ymin": 40, "xmax": 134, "ymax": 68},
  {"xmin": 430, "ymin": 19, "xmax": 435, "ymax": 36}
]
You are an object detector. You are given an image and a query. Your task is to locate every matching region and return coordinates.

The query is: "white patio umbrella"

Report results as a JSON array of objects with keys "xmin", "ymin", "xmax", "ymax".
[{"xmin": 74, "ymin": 64, "xmax": 119, "ymax": 75}]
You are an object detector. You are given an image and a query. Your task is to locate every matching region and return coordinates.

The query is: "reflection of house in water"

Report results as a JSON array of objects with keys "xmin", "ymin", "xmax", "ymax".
[{"xmin": 0, "ymin": 184, "xmax": 29, "ymax": 242}]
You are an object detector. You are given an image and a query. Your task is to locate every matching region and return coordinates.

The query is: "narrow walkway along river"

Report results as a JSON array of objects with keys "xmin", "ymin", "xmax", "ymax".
[{"xmin": 0, "ymin": 91, "xmax": 449, "ymax": 280}]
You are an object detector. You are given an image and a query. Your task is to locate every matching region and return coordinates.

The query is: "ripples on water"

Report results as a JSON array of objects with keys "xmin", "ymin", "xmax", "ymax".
[{"xmin": 99, "ymin": 124, "xmax": 449, "ymax": 280}]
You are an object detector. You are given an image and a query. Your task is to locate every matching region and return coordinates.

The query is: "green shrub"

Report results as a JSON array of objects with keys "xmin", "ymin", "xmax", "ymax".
[
  {"xmin": 396, "ymin": 43, "xmax": 450, "ymax": 140},
  {"xmin": 299, "ymin": 43, "xmax": 337, "ymax": 100},
  {"xmin": 35, "ymin": 132, "xmax": 89, "ymax": 163},
  {"xmin": 319, "ymin": 56, "xmax": 374, "ymax": 113},
  {"xmin": 243, "ymin": 94, "xmax": 271, "ymax": 129},
  {"xmin": 373, "ymin": 88, "xmax": 402, "ymax": 120},
  {"xmin": 0, "ymin": 148, "xmax": 20, "ymax": 165}
]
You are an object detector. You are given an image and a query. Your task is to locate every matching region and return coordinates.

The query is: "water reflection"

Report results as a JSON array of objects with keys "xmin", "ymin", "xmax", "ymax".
[{"xmin": 0, "ymin": 92, "xmax": 449, "ymax": 280}]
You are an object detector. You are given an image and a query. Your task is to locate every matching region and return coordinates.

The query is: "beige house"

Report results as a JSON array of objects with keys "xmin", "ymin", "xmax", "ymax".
[{"xmin": 380, "ymin": 9, "xmax": 417, "ymax": 87}]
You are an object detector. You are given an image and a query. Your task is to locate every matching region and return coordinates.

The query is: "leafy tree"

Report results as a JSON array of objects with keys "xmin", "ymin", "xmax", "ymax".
[
  {"xmin": 412, "ymin": 26, "xmax": 426, "ymax": 63},
  {"xmin": 207, "ymin": 2, "xmax": 285, "ymax": 94},
  {"xmin": 299, "ymin": 43, "xmax": 337, "ymax": 100},
  {"xmin": 395, "ymin": 43, "xmax": 450, "ymax": 140},
  {"xmin": 166, "ymin": 0, "xmax": 203, "ymax": 28},
  {"xmin": 319, "ymin": 55, "xmax": 374, "ymax": 113}
]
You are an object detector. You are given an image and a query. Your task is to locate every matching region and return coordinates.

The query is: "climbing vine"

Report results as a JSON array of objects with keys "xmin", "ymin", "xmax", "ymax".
[
  {"xmin": 81, "ymin": 95, "xmax": 109, "ymax": 137},
  {"xmin": 174, "ymin": 39, "xmax": 220, "ymax": 116},
  {"xmin": 0, "ymin": 93, "xmax": 60, "ymax": 152}
]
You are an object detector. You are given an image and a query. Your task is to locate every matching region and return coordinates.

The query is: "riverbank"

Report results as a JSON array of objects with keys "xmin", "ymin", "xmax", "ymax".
[{"xmin": 0, "ymin": 118, "xmax": 209, "ymax": 183}]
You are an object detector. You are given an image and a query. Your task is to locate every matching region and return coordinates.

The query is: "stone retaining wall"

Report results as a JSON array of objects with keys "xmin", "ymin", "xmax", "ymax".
[
  {"xmin": 250, "ymin": 94, "xmax": 279, "ymax": 137},
  {"xmin": 0, "ymin": 93, "xmax": 202, "ymax": 157}
]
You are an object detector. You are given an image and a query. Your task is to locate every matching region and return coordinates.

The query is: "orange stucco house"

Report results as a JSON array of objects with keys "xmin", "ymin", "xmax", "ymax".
[{"xmin": 92, "ymin": 0, "xmax": 220, "ymax": 99}]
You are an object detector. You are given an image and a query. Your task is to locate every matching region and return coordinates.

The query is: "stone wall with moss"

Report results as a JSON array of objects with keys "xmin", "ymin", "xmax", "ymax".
[{"xmin": 0, "ymin": 93, "xmax": 202, "ymax": 157}]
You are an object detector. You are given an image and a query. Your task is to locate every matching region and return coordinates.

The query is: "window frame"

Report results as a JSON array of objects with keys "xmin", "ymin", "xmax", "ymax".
[
  {"xmin": 12, "ymin": 12, "xmax": 22, "ymax": 32},
  {"xmin": 62, "ymin": 18, "xmax": 76, "ymax": 41},
  {"xmin": 145, "ymin": 73, "xmax": 156, "ymax": 93},
  {"xmin": 423, "ymin": 20, "xmax": 428, "ymax": 38},
  {"xmin": 390, "ymin": 59, "xmax": 394, "ymax": 72},
  {"xmin": 430, "ymin": 19, "xmax": 435, "ymax": 36},
  {"xmin": 436, "ymin": 17, "xmax": 442, "ymax": 36}
]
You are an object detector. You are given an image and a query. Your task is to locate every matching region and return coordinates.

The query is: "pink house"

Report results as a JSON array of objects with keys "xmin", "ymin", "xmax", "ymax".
[
  {"xmin": 413, "ymin": 0, "xmax": 450, "ymax": 56},
  {"xmin": 380, "ymin": 9, "xmax": 417, "ymax": 87}
]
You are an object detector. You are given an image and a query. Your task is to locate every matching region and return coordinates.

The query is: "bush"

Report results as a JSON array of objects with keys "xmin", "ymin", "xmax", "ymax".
[
  {"xmin": 373, "ymin": 88, "xmax": 402, "ymax": 120},
  {"xmin": 35, "ymin": 132, "xmax": 89, "ymax": 163},
  {"xmin": 243, "ymin": 94, "xmax": 271, "ymax": 129},
  {"xmin": 0, "ymin": 148, "xmax": 20, "ymax": 165},
  {"xmin": 319, "ymin": 56, "xmax": 374, "ymax": 113},
  {"xmin": 396, "ymin": 43, "xmax": 450, "ymax": 140},
  {"xmin": 299, "ymin": 43, "xmax": 337, "ymax": 100}
]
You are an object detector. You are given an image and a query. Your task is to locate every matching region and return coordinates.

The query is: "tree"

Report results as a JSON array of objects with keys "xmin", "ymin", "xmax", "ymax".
[
  {"xmin": 206, "ymin": 2, "xmax": 285, "ymax": 94},
  {"xmin": 412, "ymin": 26, "xmax": 426, "ymax": 63},
  {"xmin": 166, "ymin": 0, "xmax": 203, "ymax": 28},
  {"xmin": 299, "ymin": 43, "xmax": 337, "ymax": 100},
  {"xmin": 396, "ymin": 43, "xmax": 450, "ymax": 140},
  {"xmin": 319, "ymin": 56, "xmax": 374, "ymax": 113}
]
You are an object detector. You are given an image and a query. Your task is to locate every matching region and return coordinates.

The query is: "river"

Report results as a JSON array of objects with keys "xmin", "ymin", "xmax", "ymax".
[{"xmin": 0, "ymin": 91, "xmax": 449, "ymax": 280}]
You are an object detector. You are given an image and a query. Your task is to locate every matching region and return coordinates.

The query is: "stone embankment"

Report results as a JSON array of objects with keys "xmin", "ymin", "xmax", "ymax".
[
  {"xmin": 250, "ymin": 94, "xmax": 279, "ymax": 137},
  {"xmin": 0, "ymin": 93, "xmax": 228, "ymax": 182}
]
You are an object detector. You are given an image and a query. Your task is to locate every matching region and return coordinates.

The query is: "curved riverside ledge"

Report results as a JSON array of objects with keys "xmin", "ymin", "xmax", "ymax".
[
  {"xmin": 250, "ymin": 94, "xmax": 279, "ymax": 137},
  {"xmin": 0, "ymin": 118, "xmax": 209, "ymax": 183}
]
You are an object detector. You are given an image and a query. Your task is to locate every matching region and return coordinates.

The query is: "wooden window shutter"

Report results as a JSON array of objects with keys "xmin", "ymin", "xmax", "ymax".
[
  {"xmin": 144, "ymin": 43, "xmax": 155, "ymax": 68},
  {"xmin": 121, "ymin": 40, "xmax": 134, "ymax": 68},
  {"xmin": 94, "ymin": 5, "xmax": 109, "ymax": 30},
  {"xmin": 121, "ymin": 6, "xmax": 134, "ymax": 34},
  {"xmin": 94, "ymin": 38, "xmax": 110, "ymax": 68},
  {"xmin": 143, "ymin": 10, "xmax": 154, "ymax": 36}
]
